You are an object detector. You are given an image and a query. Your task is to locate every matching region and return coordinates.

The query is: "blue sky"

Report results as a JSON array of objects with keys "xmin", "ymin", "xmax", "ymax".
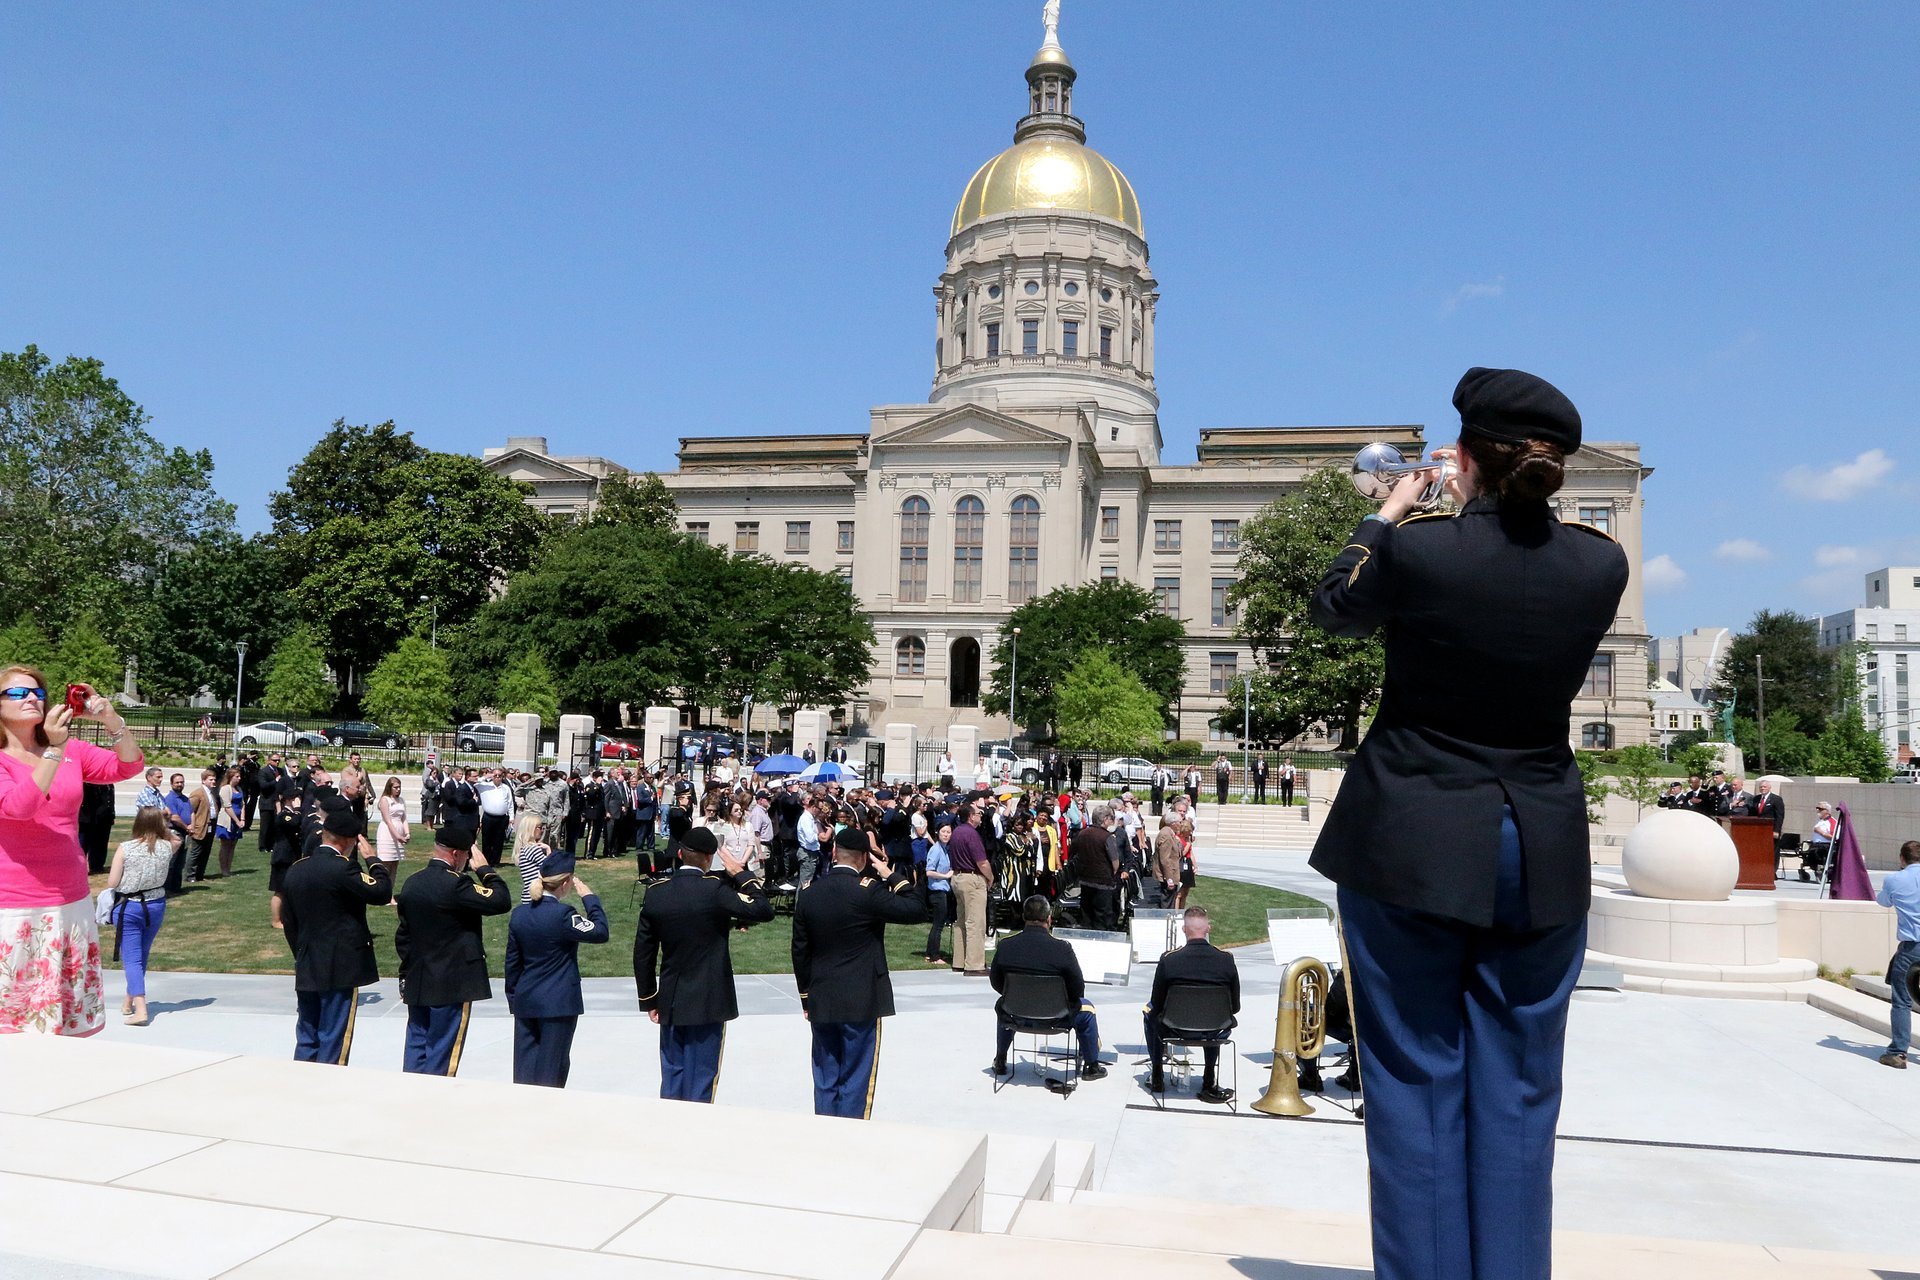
[{"xmin": 5, "ymin": 1, "xmax": 1915, "ymax": 639}]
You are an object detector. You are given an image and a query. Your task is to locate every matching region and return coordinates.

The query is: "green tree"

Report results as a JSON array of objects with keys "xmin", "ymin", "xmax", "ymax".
[
  {"xmin": 272, "ymin": 426, "xmax": 550, "ymax": 688},
  {"xmin": 982, "ymin": 581, "xmax": 1184, "ymax": 734},
  {"xmin": 1575, "ymin": 752, "xmax": 1609, "ymax": 825},
  {"xmin": 728, "ymin": 559, "xmax": 874, "ymax": 714},
  {"xmin": 1054, "ymin": 650, "xmax": 1166, "ymax": 757},
  {"xmin": 0, "ymin": 346, "xmax": 235, "ymax": 642},
  {"xmin": 1732, "ymin": 711, "xmax": 1816, "ymax": 777},
  {"xmin": 1229, "ymin": 469, "xmax": 1384, "ymax": 749},
  {"xmin": 496, "ymin": 646, "xmax": 561, "ymax": 727},
  {"xmin": 1677, "ymin": 741, "xmax": 1718, "ymax": 779},
  {"xmin": 142, "ymin": 534, "xmax": 297, "ymax": 703},
  {"xmin": 1811, "ymin": 706, "xmax": 1891, "ymax": 782},
  {"xmin": 1611, "ymin": 743, "xmax": 1665, "ymax": 816},
  {"xmin": 588, "ymin": 471, "xmax": 679, "ymax": 532},
  {"xmin": 0, "ymin": 618, "xmax": 57, "ymax": 677},
  {"xmin": 362, "ymin": 636, "xmax": 453, "ymax": 742},
  {"xmin": 1713, "ymin": 610, "xmax": 1842, "ymax": 738},
  {"xmin": 261, "ymin": 626, "xmax": 334, "ymax": 718},
  {"xmin": 54, "ymin": 614, "xmax": 121, "ymax": 694}
]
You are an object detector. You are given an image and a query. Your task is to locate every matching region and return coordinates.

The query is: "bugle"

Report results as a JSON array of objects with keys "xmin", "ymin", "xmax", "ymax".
[{"xmin": 1349, "ymin": 442, "xmax": 1454, "ymax": 510}]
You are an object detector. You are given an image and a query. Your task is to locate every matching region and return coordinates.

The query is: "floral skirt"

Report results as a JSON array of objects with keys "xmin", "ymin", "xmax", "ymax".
[{"xmin": 0, "ymin": 898, "xmax": 105, "ymax": 1037}]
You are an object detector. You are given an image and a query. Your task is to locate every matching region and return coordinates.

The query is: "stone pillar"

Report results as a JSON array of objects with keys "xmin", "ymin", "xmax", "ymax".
[
  {"xmin": 642, "ymin": 706, "xmax": 677, "ymax": 769},
  {"xmin": 948, "ymin": 724, "xmax": 981, "ymax": 779},
  {"xmin": 883, "ymin": 723, "xmax": 918, "ymax": 785},
  {"xmin": 503, "ymin": 712, "xmax": 540, "ymax": 774},
  {"xmin": 792, "ymin": 708, "xmax": 830, "ymax": 764},
  {"xmin": 557, "ymin": 714, "xmax": 595, "ymax": 773}
]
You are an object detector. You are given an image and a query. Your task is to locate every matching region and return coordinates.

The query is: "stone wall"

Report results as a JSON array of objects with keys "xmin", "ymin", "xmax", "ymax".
[{"xmin": 1781, "ymin": 779, "xmax": 1920, "ymax": 870}]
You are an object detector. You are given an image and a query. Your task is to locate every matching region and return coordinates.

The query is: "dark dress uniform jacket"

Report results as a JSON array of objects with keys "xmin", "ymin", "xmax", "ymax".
[
  {"xmin": 282, "ymin": 849, "xmax": 393, "ymax": 991},
  {"xmin": 1308, "ymin": 497, "xmax": 1629, "ymax": 929},
  {"xmin": 505, "ymin": 893, "xmax": 611, "ymax": 1019},
  {"xmin": 989, "ymin": 926, "xmax": 1086, "ymax": 1008},
  {"xmin": 395, "ymin": 859, "xmax": 513, "ymax": 1007},
  {"xmin": 632, "ymin": 866, "xmax": 775, "ymax": 1025},
  {"xmin": 1149, "ymin": 937, "xmax": 1240, "ymax": 1026},
  {"xmin": 792, "ymin": 864, "xmax": 925, "ymax": 1024}
]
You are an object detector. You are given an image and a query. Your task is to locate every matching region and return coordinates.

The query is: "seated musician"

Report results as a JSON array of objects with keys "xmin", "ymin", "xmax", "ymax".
[
  {"xmin": 1143, "ymin": 906, "xmax": 1240, "ymax": 1105},
  {"xmin": 989, "ymin": 896, "xmax": 1105, "ymax": 1082}
]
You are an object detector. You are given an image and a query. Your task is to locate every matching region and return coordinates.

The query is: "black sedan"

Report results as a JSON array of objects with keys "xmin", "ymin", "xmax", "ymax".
[{"xmin": 321, "ymin": 721, "xmax": 402, "ymax": 749}]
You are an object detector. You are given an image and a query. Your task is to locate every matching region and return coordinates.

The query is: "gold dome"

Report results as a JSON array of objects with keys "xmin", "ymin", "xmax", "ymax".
[{"xmin": 950, "ymin": 136, "xmax": 1144, "ymax": 238}]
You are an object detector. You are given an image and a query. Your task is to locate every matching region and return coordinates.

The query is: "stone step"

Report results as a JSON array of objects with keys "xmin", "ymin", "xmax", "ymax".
[{"xmin": 995, "ymin": 1192, "xmax": 1920, "ymax": 1279}]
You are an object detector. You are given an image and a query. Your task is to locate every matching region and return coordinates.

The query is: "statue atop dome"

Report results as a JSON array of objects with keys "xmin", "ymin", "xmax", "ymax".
[{"xmin": 1042, "ymin": 0, "xmax": 1062, "ymax": 49}]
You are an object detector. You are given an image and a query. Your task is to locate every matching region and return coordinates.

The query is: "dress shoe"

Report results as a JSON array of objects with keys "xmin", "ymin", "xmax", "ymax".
[
  {"xmin": 1334, "ymin": 1067, "xmax": 1361, "ymax": 1093},
  {"xmin": 1197, "ymin": 1085, "xmax": 1234, "ymax": 1105},
  {"xmin": 1297, "ymin": 1065, "xmax": 1324, "ymax": 1093},
  {"xmin": 992, "ymin": 1059, "xmax": 1011, "ymax": 1077},
  {"xmin": 1148, "ymin": 1069, "xmax": 1165, "ymax": 1094},
  {"xmin": 1080, "ymin": 1062, "xmax": 1108, "ymax": 1082},
  {"xmin": 1881, "ymin": 1051, "xmax": 1908, "ymax": 1070}
]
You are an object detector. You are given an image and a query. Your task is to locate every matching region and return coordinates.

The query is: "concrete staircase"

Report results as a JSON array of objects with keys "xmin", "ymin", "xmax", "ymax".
[{"xmin": 1192, "ymin": 800, "xmax": 1325, "ymax": 853}]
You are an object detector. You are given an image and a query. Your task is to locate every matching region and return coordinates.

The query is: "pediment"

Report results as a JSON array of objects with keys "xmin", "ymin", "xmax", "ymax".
[
  {"xmin": 486, "ymin": 450, "xmax": 602, "ymax": 483},
  {"xmin": 871, "ymin": 406, "xmax": 1074, "ymax": 451}
]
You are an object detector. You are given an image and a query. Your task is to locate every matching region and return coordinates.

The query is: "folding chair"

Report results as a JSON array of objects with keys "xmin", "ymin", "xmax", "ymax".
[
  {"xmin": 995, "ymin": 971, "xmax": 1081, "ymax": 1097},
  {"xmin": 1152, "ymin": 981, "xmax": 1238, "ymax": 1112}
]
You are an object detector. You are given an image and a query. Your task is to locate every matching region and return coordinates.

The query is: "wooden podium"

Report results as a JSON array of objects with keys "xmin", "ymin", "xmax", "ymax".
[{"xmin": 1720, "ymin": 816, "xmax": 1777, "ymax": 890}]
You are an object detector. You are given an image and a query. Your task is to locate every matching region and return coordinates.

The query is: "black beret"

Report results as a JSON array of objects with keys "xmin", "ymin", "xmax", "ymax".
[
  {"xmin": 433, "ymin": 824, "xmax": 475, "ymax": 851},
  {"xmin": 323, "ymin": 808, "xmax": 363, "ymax": 837},
  {"xmin": 834, "ymin": 827, "xmax": 870, "ymax": 853},
  {"xmin": 1452, "ymin": 367, "xmax": 1581, "ymax": 454}
]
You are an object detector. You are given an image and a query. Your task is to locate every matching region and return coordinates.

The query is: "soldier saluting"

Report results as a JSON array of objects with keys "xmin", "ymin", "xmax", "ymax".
[
  {"xmin": 282, "ymin": 806, "xmax": 394, "ymax": 1065},
  {"xmin": 395, "ymin": 824, "xmax": 512, "ymax": 1076},
  {"xmin": 632, "ymin": 827, "xmax": 774, "ymax": 1102}
]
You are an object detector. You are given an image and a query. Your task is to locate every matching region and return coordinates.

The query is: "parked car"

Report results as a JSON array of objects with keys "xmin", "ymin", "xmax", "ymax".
[
  {"xmin": 981, "ymin": 743, "xmax": 1043, "ymax": 784},
  {"xmin": 234, "ymin": 721, "xmax": 328, "ymax": 749},
  {"xmin": 321, "ymin": 721, "xmax": 402, "ymax": 749},
  {"xmin": 1098, "ymin": 756, "xmax": 1158, "ymax": 786},
  {"xmin": 455, "ymin": 721, "xmax": 508, "ymax": 753},
  {"xmin": 598, "ymin": 735, "xmax": 644, "ymax": 761}
]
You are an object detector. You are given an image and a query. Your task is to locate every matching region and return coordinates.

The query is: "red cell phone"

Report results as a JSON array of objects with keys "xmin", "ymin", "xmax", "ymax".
[{"xmin": 65, "ymin": 683, "xmax": 93, "ymax": 714}]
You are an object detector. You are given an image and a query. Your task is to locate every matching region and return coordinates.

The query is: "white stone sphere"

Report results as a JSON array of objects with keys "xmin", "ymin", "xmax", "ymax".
[{"xmin": 1621, "ymin": 809, "xmax": 1739, "ymax": 901}]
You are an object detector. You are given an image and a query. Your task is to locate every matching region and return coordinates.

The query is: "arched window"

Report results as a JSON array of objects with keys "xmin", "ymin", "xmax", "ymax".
[
  {"xmin": 895, "ymin": 636, "xmax": 926, "ymax": 676},
  {"xmin": 899, "ymin": 497, "xmax": 929, "ymax": 602},
  {"xmin": 1581, "ymin": 722, "xmax": 1615, "ymax": 750},
  {"xmin": 1008, "ymin": 496, "xmax": 1040, "ymax": 604},
  {"xmin": 953, "ymin": 496, "xmax": 984, "ymax": 603}
]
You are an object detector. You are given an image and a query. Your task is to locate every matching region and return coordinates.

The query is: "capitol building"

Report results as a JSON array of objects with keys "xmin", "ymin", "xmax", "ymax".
[{"xmin": 482, "ymin": 12, "xmax": 1651, "ymax": 749}]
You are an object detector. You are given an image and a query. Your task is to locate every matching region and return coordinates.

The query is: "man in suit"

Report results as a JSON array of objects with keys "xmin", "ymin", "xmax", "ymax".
[
  {"xmin": 602, "ymin": 768, "xmax": 631, "ymax": 859},
  {"xmin": 441, "ymin": 767, "xmax": 482, "ymax": 840},
  {"xmin": 633, "ymin": 827, "xmax": 774, "ymax": 1102},
  {"xmin": 1252, "ymin": 756, "xmax": 1269, "ymax": 804},
  {"xmin": 395, "ymin": 825, "xmax": 512, "ymax": 1075},
  {"xmin": 255, "ymin": 752, "xmax": 285, "ymax": 854},
  {"xmin": 1143, "ymin": 906, "xmax": 1240, "ymax": 1105},
  {"xmin": 1753, "ymin": 778, "xmax": 1785, "ymax": 837},
  {"xmin": 1725, "ymin": 776, "xmax": 1755, "ymax": 816},
  {"xmin": 282, "ymin": 808, "xmax": 393, "ymax": 1064},
  {"xmin": 989, "ymin": 896, "xmax": 1105, "ymax": 1081},
  {"xmin": 632, "ymin": 774, "xmax": 659, "ymax": 862},
  {"xmin": 792, "ymin": 827, "xmax": 926, "ymax": 1118},
  {"xmin": 1280, "ymin": 756, "xmax": 1297, "ymax": 807}
]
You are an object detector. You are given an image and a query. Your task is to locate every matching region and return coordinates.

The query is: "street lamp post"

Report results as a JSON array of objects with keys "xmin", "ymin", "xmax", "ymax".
[
  {"xmin": 419, "ymin": 595, "xmax": 437, "ymax": 649},
  {"xmin": 1008, "ymin": 627, "xmax": 1021, "ymax": 747},
  {"xmin": 1243, "ymin": 673, "xmax": 1252, "ymax": 801},
  {"xmin": 233, "ymin": 641, "xmax": 248, "ymax": 747}
]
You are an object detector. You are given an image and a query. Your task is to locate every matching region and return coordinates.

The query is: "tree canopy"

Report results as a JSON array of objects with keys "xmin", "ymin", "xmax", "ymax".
[
  {"xmin": 261, "ymin": 625, "xmax": 334, "ymax": 719},
  {"xmin": 1055, "ymin": 650, "xmax": 1165, "ymax": 757},
  {"xmin": 0, "ymin": 345, "xmax": 235, "ymax": 647},
  {"xmin": 981, "ymin": 580, "xmax": 1184, "ymax": 735},
  {"xmin": 1230, "ymin": 469, "xmax": 1384, "ymax": 749},
  {"xmin": 496, "ymin": 646, "xmax": 561, "ymax": 727},
  {"xmin": 1712, "ymin": 610, "xmax": 1842, "ymax": 737},
  {"xmin": 362, "ymin": 636, "xmax": 453, "ymax": 741},
  {"xmin": 142, "ymin": 534, "xmax": 297, "ymax": 703},
  {"xmin": 587, "ymin": 471, "xmax": 679, "ymax": 532}
]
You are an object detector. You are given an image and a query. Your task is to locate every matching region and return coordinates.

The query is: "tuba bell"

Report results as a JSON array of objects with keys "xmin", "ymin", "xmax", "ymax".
[
  {"xmin": 1349, "ymin": 442, "xmax": 1455, "ymax": 510},
  {"xmin": 1252, "ymin": 954, "xmax": 1332, "ymax": 1118}
]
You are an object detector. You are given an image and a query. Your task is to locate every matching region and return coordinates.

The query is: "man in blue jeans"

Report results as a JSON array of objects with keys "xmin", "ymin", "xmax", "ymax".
[{"xmin": 1875, "ymin": 839, "xmax": 1920, "ymax": 1069}]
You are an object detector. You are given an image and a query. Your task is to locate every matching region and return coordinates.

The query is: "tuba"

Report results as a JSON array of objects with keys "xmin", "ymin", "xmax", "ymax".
[
  {"xmin": 1252, "ymin": 954, "xmax": 1332, "ymax": 1117},
  {"xmin": 1349, "ymin": 442, "xmax": 1455, "ymax": 510}
]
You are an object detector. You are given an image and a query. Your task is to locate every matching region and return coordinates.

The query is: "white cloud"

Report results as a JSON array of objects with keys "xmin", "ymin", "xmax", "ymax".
[
  {"xmin": 1643, "ymin": 554, "xmax": 1688, "ymax": 593},
  {"xmin": 1814, "ymin": 545, "xmax": 1860, "ymax": 568},
  {"xmin": 1782, "ymin": 449, "xmax": 1895, "ymax": 502},
  {"xmin": 1441, "ymin": 276, "xmax": 1506, "ymax": 316},
  {"xmin": 1713, "ymin": 538, "xmax": 1771, "ymax": 564}
]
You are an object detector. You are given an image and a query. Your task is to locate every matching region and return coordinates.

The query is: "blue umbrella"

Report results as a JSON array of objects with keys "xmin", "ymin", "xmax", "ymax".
[
  {"xmin": 754, "ymin": 753, "xmax": 808, "ymax": 776},
  {"xmin": 798, "ymin": 760, "xmax": 860, "ymax": 783}
]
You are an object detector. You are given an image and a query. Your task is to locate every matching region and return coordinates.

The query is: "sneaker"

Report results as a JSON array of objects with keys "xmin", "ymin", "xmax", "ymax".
[
  {"xmin": 1197, "ymin": 1085, "xmax": 1235, "ymax": 1105},
  {"xmin": 1080, "ymin": 1062, "xmax": 1109, "ymax": 1082},
  {"xmin": 1880, "ymin": 1052, "xmax": 1908, "ymax": 1070}
]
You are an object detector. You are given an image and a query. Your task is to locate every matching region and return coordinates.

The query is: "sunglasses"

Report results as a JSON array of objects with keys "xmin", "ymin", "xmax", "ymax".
[{"xmin": 1, "ymin": 687, "xmax": 48, "ymax": 701}]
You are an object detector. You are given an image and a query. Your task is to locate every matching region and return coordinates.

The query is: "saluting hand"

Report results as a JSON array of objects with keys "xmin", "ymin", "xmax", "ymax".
[
  {"xmin": 868, "ymin": 850, "xmax": 892, "ymax": 878},
  {"xmin": 718, "ymin": 849, "xmax": 746, "ymax": 878},
  {"xmin": 572, "ymin": 877, "xmax": 593, "ymax": 897}
]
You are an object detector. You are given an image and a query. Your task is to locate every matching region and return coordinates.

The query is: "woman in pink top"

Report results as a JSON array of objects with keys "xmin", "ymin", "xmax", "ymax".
[{"xmin": 0, "ymin": 663, "xmax": 146, "ymax": 1036}]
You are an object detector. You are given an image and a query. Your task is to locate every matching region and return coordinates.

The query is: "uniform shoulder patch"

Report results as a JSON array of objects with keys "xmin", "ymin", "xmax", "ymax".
[
  {"xmin": 1562, "ymin": 519, "xmax": 1617, "ymax": 543},
  {"xmin": 570, "ymin": 915, "xmax": 598, "ymax": 933},
  {"xmin": 737, "ymin": 892, "xmax": 758, "ymax": 905},
  {"xmin": 1398, "ymin": 510, "xmax": 1456, "ymax": 526},
  {"xmin": 471, "ymin": 882, "xmax": 495, "ymax": 897},
  {"xmin": 360, "ymin": 872, "xmax": 378, "ymax": 886}
]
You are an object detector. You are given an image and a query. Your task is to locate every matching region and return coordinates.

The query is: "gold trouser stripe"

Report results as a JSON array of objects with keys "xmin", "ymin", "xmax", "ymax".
[
  {"xmin": 861, "ymin": 1022, "xmax": 883, "ymax": 1121},
  {"xmin": 709, "ymin": 1025, "xmax": 726, "ymax": 1105},
  {"xmin": 445, "ymin": 1002, "xmax": 472, "ymax": 1077},
  {"xmin": 337, "ymin": 993, "xmax": 358, "ymax": 1066}
]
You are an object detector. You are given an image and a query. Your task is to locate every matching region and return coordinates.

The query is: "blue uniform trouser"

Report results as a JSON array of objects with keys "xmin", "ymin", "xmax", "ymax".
[
  {"xmin": 810, "ymin": 1019, "xmax": 880, "ymax": 1118},
  {"xmin": 1337, "ymin": 806, "xmax": 1586, "ymax": 1280},
  {"xmin": 1888, "ymin": 941, "xmax": 1916, "ymax": 1056},
  {"xmin": 998, "ymin": 1006, "xmax": 1099, "ymax": 1067},
  {"xmin": 513, "ymin": 1015, "xmax": 578, "ymax": 1088},
  {"xmin": 659, "ymin": 1021, "xmax": 726, "ymax": 1103},
  {"xmin": 404, "ymin": 1002, "xmax": 473, "ymax": 1076},
  {"xmin": 294, "ymin": 988, "xmax": 358, "ymax": 1065}
]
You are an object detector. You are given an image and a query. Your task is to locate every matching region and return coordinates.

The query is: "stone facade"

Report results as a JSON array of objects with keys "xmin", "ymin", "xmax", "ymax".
[{"xmin": 1819, "ymin": 567, "xmax": 1920, "ymax": 764}]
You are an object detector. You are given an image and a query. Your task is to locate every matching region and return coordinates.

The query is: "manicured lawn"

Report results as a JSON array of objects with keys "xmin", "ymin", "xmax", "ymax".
[{"xmin": 93, "ymin": 821, "xmax": 1320, "ymax": 979}]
